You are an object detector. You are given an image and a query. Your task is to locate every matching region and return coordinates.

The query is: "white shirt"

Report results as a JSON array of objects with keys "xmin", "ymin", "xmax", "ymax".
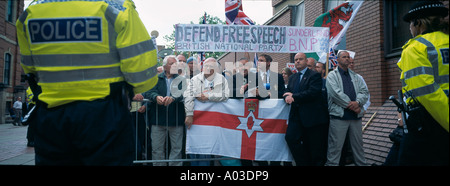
[
  {"xmin": 13, "ymin": 101, "xmax": 22, "ymax": 110},
  {"xmin": 259, "ymin": 70, "xmax": 270, "ymax": 84}
]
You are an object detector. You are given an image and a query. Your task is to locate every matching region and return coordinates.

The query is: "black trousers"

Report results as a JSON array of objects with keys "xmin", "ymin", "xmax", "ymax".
[
  {"xmin": 34, "ymin": 93, "xmax": 134, "ymax": 166},
  {"xmin": 285, "ymin": 121, "xmax": 328, "ymax": 166},
  {"xmin": 398, "ymin": 108, "xmax": 449, "ymax": 166}
]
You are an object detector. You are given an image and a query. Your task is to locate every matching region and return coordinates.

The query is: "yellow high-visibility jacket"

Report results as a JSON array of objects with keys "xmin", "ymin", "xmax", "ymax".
[
  {"xmin": 26, "ymin": 87, "xmax": 35, "ymax": 105},
  {"xmin": 398, "ymin": 31, "xmax": 449, "ymax": 132},
  {"xmin": 16, "ymin": 0, "xmax": 158, "ymax": 108}
]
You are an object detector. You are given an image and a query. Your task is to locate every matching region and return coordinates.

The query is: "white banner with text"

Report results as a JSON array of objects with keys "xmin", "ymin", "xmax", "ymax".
[{"xmin": 175, "ymin": 24, "xmax": 329, "ymax": 53}]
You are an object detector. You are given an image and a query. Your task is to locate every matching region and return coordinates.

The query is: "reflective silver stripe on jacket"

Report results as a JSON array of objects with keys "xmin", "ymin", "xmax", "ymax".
[
  {"xmin": 118, "ymin": 39, "xmax": 156, "ymax": 60},
  {"xmin": 403, "ymin": 66, "xmax": 434, "ymax": 80},
  {"xmin": 405, "ymin": 83, "xmax": 441, "ymax": 99},
  {"xmin": 20, "ymin": 1, "xmax": 157, "ymax": 84},
  {"xmin": 123, "ymin": 66, "xmax": 158, "ymax": 84},
  {"xmin": 38, "ymin": 66, "xmax": 123, "ymax": 83},
  {"xmin": 403, "ymin": 37, "xmax": 449, "ymax": 99},
  {"xmin": 402, "ymin": 66, "xmax": 447, "ymax": 85},
  {"xmin": 21, "ymin": 53, "xmax": 120, "ymax": 67},
  {"xmin": 20, "ymin": 1, "xmax": 122, "ymax": 68},
  {"xmin": 22, "ymin": 38, "xmax": 156, "ymax": 67},
  {"xmin": 414, "ymin": 37, "xmax": 447, "ymax": 84}
]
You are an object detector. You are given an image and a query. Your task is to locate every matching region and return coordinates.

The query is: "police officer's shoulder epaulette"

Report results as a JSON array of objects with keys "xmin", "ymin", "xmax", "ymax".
[
  {"xmin": 104, "ymin": 0, "xmax": 127, "ymax": 11},
  {"xmin": 33, "ymin": 0, "xmax": 127, "ymax": 11},
  {"xmin": 402, "ymin": 36, "xmax": 421, "ymax": 50}
]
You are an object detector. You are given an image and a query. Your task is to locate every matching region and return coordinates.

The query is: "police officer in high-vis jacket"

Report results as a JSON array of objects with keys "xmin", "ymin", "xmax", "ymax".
[
  {"xmin": 397, "ymin": 0, "xmax": 449, "ymax": 166},
  {"xmin": 16, "ymin": 0, "xmax": 158, "ymax": 165}
]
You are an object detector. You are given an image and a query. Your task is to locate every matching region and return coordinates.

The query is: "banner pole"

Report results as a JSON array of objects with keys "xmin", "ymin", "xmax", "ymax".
[
  {"xmin": 326, "ymin": 51, "xmax": 329, "ymax": 77},
  {"xmin": 326, "ymin": 38, "xmax": 330, "ymax": 77}
]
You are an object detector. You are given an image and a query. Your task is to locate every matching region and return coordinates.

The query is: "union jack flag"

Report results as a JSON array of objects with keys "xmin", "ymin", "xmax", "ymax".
[
  {"xmin": 329, "ymin": 48, "xmax": 338, "ymax": 68},
  {"xmin": 225, "ymin": 0, "xmax": 240, "ymax": 24},
  {"xmin": 225, "ymin": 0, "xmax": 254, "ymax": 25},
  {"xmin": 235, "ymin": 10, "xmax": 255, "ymax": 25}
]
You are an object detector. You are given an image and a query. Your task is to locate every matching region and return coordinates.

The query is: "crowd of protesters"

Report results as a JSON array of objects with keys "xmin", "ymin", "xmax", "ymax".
[{"xmin": 131, "ymin": 50, "xmax": 373, "ymax": 166}]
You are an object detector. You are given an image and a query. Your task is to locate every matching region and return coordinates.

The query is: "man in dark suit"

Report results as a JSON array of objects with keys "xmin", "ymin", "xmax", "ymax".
[
  {"xmin": 256, "ymin": 54, "xmax": 285, "ymax": 99},
  {"xmin": 283, "ymin": 52, "xmax": 329, "ymax": 166},
  {"xmin": 229, "ymin": 58, "xmax": 257, "ymax": 99}
]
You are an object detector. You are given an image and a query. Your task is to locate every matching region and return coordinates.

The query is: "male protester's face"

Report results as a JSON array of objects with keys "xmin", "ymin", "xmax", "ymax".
[
  {"xmin": 337, "ymin": 52, "xmax": 351, "ymax": 69},
  {"xmin": 294, "ymin": 53, "xmax": 307, "ymax": 71},
  {"xmin": 203, "ymin": 60, "xmax": 217, "ymax": 75},
  {"xmin": 258, "ymin": 56, "xmax": 270, "ymax": 72},
  {"xmin": 177, "ymin": 55, "xmax": 187, "ymax": 63},
  {"xmin": 238, "ymin": 60, "xmax": 251, "ymax": 76},
  {"xmin": 177, "ymin": 62, "xmax": 187, "ymax": 75},
  {"xmin": 165, "ymin": 57, "xmax": 177, "ymax": 74},
  {"xmin": 315, "ymin": 62, "xmax": 325, "ymax": 75},
  {"xmin": 307, "ymin": 58, "xmax": 316, "ymax": 71}
]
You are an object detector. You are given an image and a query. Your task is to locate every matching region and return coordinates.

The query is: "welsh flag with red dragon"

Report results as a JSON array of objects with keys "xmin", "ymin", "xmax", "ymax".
[{"xmin": 313, "ymin": 1, "xmax": 363, "ymax": 67}]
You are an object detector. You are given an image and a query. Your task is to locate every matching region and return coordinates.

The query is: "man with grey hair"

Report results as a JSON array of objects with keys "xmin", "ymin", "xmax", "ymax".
[
  {"xmin": 184, "ymin": 58, "xmax": 229, "ymax": 128},
  {"xmin": 143, "ymin": 55, "xmax": 186, "ymax": 166},
  {"xmin": 184, "ymin": 57, "xmax": 230, "ymax": 166},
  {"xmin": 325, "ymin": 50, "xmax": 369, "ymax": 166}
]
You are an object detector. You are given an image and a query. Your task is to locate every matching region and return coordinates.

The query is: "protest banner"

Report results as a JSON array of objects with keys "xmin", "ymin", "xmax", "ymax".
[
  {"xmin": 186, "ymin": 99, "xmax": 293, "ymax": 161},
  {"xmin": 175, "ymin": 24, "xmax": 329, "ymax": 54}
]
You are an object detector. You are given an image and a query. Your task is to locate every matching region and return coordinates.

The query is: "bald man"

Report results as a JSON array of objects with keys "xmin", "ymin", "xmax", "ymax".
[{"xmin": 283, "ymin": 52, "xmax": 329, "ymax": 166}]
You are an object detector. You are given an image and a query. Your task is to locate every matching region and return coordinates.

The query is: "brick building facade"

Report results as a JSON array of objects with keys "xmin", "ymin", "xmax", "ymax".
[
  {"xmin": 219, "ymin": 0, "xmax": 449, "ymax": 165},
  {"xmin": 0, "ymin": 0, "xmax": 25, "ymax": 123}
]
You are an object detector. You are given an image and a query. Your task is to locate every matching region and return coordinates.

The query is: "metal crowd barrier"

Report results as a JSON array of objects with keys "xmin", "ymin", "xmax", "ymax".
[{"xmin": 131, "ymin": 99, "xmax": 233, "ymax": 165}]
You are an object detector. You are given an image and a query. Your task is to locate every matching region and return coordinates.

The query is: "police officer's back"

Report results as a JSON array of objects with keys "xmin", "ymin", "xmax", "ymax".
[
  {"xmin": 397, "ymin": 0, "xmax": 449, "ymax": 166},
  {"xmin": 16, "ymin": 0, "xmax": 158, "ymax": 165}
]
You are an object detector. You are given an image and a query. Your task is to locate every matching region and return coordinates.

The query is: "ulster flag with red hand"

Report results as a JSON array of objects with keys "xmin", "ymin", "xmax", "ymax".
[{"xmin": 186, "ymin": 99, "xmax": 293, "ymax": 162}]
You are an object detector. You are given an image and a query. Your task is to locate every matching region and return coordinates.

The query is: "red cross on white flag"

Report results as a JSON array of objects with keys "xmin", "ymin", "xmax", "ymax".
[{"xmin": 186, "ymin": 99, "xmax": 293, "ymax": 161}]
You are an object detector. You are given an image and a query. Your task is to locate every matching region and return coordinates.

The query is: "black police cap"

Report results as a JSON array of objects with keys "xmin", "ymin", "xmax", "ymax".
[{"xmin": 403, "ymin": 1, "xmax": 448, "ymax": 22}]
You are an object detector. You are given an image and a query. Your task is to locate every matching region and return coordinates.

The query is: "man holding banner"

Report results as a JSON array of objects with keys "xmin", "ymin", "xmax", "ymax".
[
  {"xmin": 177, "ymin": 18, "xmax": 329, "ymax": 165},
  {"xmin": 184, "ymin": 58, "xmax": 231, "ymax": 165}
]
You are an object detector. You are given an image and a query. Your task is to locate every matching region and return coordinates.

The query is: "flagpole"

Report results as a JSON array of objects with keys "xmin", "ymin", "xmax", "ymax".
[
  {"xmin": 326, "ymin": 39, "xmax": 330, "ymax": 77},
  {"xmin": 326, "ymin": 52, "xmax": 329, "ymax": 77}
]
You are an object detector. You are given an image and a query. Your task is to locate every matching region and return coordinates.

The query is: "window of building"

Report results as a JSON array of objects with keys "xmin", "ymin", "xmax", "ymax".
[
  {"xmin": 6, "ymin": 0, "xmax": 17, "ymax": 23},
  {"xmin": 324, "ymin": 0, "xmax": 346, "ymax": 12},
  {"xmin": 384, "ymin": 1, "xmax": 419, "ymax": 57},
  {"xmin": 4, "ymin": 53, "xmax": 12, "ymax": 85},
  {"xmin": 293, "ymin": 2, "xmax": 305, "ymax": 27}
]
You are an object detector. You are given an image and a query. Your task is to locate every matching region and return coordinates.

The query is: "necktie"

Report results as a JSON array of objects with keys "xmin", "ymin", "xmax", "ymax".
[
  {"xmin": 294, "ymin": 72, "xmax": 302, "ymax": 93},
  {"xmin": 263, "ymin": 72, "xmax": 267, "ymax": 83}
]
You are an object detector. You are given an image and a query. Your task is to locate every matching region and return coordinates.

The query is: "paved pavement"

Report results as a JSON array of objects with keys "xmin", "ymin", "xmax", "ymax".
[{"xmin": 0, "ymin": 123, "xmax": 35, "ymax": 166}]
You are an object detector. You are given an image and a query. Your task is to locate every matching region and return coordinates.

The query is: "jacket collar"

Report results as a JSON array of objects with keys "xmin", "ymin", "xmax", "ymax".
[
  {"xmin": 195, "ymin": 72, "xmax": 225, "ymax": 85},
  {"xmin": 158, "ymin": 71, "xmax": 178, "ymax": 79}
]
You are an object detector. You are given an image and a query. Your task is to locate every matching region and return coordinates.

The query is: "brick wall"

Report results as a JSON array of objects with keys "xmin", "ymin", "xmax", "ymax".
[
  {"xmin": 221, "ymin": 0, "xmax": 449, "ymax": 107},
  {"xmin": 0, "ymin": 0, "xmax": 25, "ymax": 123},
  {"xmin": 304, "ymin": 0, "xmax": 324, "ymax": 27},
  {"xmin": 347, "ymin": 0, "xmax": 449, "ymax": 106},
  {"xmin": 345, "ymin": 1, "xmax": 388, "ymax": 106},
  {"xmin": 265, "ymin": 8, "xmax": 291, "ymax": 72}
]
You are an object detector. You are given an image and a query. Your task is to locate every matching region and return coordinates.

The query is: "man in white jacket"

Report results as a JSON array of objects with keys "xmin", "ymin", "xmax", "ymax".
[
  {"xmin": 183, "ymin": 57, "xmax": 230, "ymax": 166},
  {"xmin": 184, "ymin": 58, "xmax": 230, "ymax": 128}
]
